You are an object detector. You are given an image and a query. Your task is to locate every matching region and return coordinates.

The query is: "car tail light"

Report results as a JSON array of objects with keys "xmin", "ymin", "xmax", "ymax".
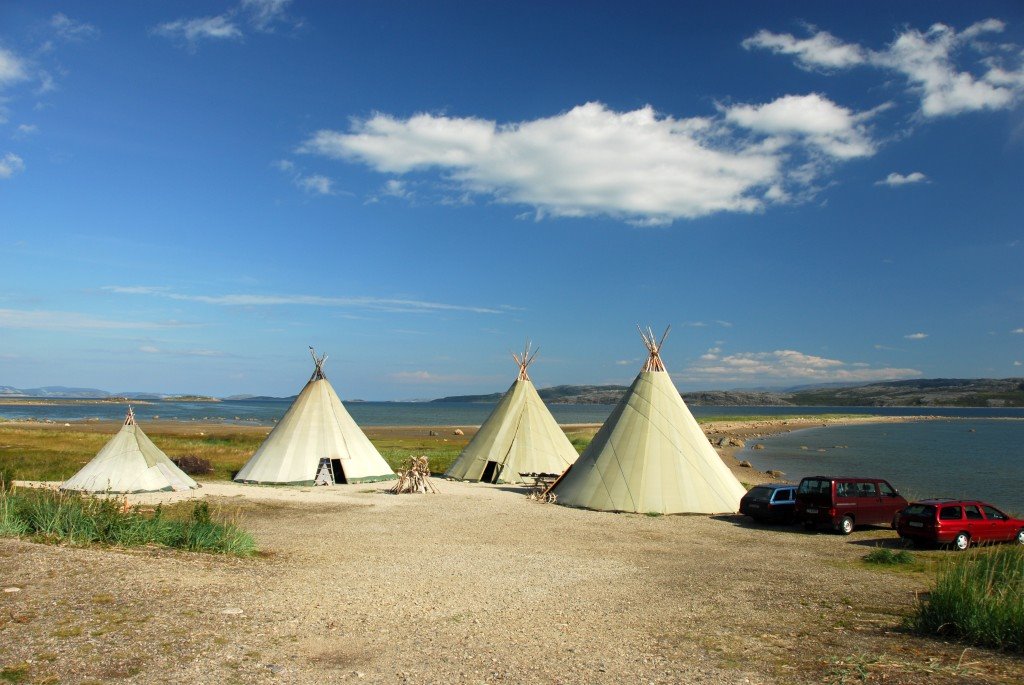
[{"xmin": 829, "ymin": 507, "xmax": 836, "ymax": 517}]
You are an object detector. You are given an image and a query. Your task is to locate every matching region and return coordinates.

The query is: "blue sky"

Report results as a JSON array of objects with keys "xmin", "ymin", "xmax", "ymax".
[{"xmin": 1, "ymin": 1, "xmax": 1022, "ymax": 399}]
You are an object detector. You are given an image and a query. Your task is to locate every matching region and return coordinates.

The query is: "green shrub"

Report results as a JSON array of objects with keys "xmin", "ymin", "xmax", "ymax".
[
  {"xmin": 863, "ymin": 548, "xmax": 915, "ymax": 565},
  {"xmin": 910, "ymin": 545, "xmax": 1024, "ymax": 651},
  {"xmin": 0, "ymin": 486, "xmax": 254, "ymax": 556}
]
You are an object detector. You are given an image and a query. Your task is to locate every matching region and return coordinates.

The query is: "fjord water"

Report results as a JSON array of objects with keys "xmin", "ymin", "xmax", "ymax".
[{"xmin": 743, "ymin": 419, "xmax": 1024, "ymax": 514}]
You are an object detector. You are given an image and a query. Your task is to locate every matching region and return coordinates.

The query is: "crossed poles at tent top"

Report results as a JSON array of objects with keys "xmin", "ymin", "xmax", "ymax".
[
  {"xmin": 639, "ymin": 325, "xmax": 671, "ymax": 373},
  {"xmin": 308, "ymin": 346, "xmax": 328, "ymax": 381},
  {"xmin": 512, "ymin": 342, "xmax": 540, "ymax": 382}
]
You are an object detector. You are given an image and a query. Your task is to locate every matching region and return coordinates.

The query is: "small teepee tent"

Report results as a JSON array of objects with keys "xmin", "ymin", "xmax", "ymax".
[
  {"xmin": 445, "ymin": 343, "xmax": 579, "ymax": 484},
  {"xmin": 61, "ymin": 407, "xmax": 199, "ymax": 494},
  {"xmin": 549, "ymin": 326, "xmax": 745, "ymax": 514},
  {"xmin": 234, "ymin": 348, "xmax": 396, "ymax": 485}
]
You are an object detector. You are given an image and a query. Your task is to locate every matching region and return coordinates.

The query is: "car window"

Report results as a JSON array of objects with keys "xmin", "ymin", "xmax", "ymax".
[
  {"xmin": 982, "ymin": 505, "xmax": 1007, "ymax": 521},
  {"xmin": 747, "ymin": 486, "xmax": 773, "ymax": 499},
  {"xmin": 940, "ymin": 506, "xmax": 962, "ymax": 520},
  {"xmin": 772, "ymin": 490, "xmax": 792, "ymax": 503},
  {"xmin": 879, "ymin": 482, "xmax": 896, "ymax": 496},
  {"xmin": 857, "ymin": 483, "xmax": 878, "ymax": 497},
  {"xmin": 835, "ymin": 482, "xmax": 853, "ymax": 497},
  {"xmin": 798, "ymin": 479, "xmax": 829, "ymax": 495},
  {"xmin": 905, "ymin": 504, "xmax": 934, "ymax": 517},
  {"xmin": 964, "ymin": 505, "xmax": 983, "ymax": 520}
]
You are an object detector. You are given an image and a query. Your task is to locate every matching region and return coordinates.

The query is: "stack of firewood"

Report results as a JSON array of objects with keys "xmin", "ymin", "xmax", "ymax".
[{"xmin": 389, "ymin": 455, "xmax": 438, "ymax": 494}]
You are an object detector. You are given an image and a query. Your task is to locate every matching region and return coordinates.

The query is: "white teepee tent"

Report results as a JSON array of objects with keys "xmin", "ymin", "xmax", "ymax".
[
  {"xmin": 234, "ymin": 348, "xmax": 396, "ymax": 485},
  {"xmin": 445, "ymin": 343, "xmax": 579, "ymax": 484},
  {"xmin": 549, "ymin": 326, "xmax": 745, "ymax": 514},
  {"xmin": 61, "ymin": 407, "xmax": 199, "ymax": 494}
]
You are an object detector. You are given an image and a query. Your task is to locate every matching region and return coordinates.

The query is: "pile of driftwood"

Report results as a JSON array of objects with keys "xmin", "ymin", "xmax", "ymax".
[{"xmin": 389, "ymin": 455, "xmax": 438, "ymax": 494}]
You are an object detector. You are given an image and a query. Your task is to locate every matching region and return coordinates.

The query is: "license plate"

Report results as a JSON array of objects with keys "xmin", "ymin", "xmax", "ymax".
[
  {"xmin": 806, "ymin": 508, "xmax": 818, "ymax": 514},
  {"xmin": 748, "ymin": 503, "xmax": 760, "ymax": 508},
  {"xmin": 909, "ymin": 521, "xmax": 923, "ymax": 528}
]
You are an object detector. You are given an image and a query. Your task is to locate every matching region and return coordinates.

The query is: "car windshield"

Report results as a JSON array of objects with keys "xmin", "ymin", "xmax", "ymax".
[
  {"xmin": 904, "ymin": 504, "xmax": 935, "ymax": 517},
  {"xmin": 747, "ymin": 487, "xmax": 774, "ymax": 499},
  {"xmin": 798, "ymin": 479, "xmax": 829, "ymax": 495}
]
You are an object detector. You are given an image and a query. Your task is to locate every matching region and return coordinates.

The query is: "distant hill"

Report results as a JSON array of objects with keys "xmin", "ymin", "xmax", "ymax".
[
  {"xmin": 786, "ymin": 378, "xmax": 1024, "ymax": 407},
  {"xmin": 433, "ymin": 378, "xmax": 1024, "ymax": 407}
]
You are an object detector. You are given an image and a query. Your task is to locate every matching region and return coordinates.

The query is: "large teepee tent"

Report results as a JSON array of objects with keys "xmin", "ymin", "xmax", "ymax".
[
  {"xmin": 445, "ymin": 343, "xmax": 579, "ymax": 484},
  {"xmin": 61, "ymin": 407, "xmax": 199, "ymax": 494},
  {"xmin": 234, "ymin": 348, "xmax": 396, "ymax": 485},
  {"xmin": 549, "ymin": 326, "xmax": 745, "ymax": 514}
]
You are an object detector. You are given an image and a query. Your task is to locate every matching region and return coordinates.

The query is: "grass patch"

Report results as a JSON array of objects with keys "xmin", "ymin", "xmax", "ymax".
[
  {"xmin": 863, "ymin": 548, "xmax": 915, "ymax": 566},
  {"xmin": 910, "ymin": 545, "xmax": 1024, "ymax": 651},
  {"xmin": 0, "ymin": 483, "xmax": 254, "ymax": 556}
]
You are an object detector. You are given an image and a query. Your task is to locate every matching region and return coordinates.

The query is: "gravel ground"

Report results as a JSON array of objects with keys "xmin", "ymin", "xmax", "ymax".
[{"xmin": 3, "ymin": 477, "xmax": 1023, "ymax": 685}]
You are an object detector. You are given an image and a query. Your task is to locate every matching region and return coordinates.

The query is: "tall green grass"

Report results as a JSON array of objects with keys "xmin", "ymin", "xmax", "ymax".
[
  {"xmin": 0, "ymin": 482, "xmax": 254, "ymax": 556},
  {"xmin": 911, "ymin": 545, "xmax": 1024, "ymax": 651}
]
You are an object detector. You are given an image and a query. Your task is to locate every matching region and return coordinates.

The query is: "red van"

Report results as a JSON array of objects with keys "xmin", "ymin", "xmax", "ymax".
[{"xmin": 795, "ymin": 476, "xmax": 908, "ymax": 534}]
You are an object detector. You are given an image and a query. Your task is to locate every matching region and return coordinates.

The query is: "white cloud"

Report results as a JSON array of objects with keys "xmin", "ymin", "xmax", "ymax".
[
  {"xmin": 742, "ymin": 28, "xmax": 867, "ymax": 70},
  {"xmin": 240, "ymin": 0, "xmax": 293, "ymax": 31},
  {"xmin": 724, "ymin": 93, "xmax": 876, "ymax": 159},
  {"xmin": 387, "ymin": 370, "xmax": 492, "ymax": 384},
  {"xmin": 1014, "ymin": 361, "xmax": 1022, "ymax": 367},
  {"xmin": 904, "ymin": 332, "xmax": 928, "ymax": 340},
  {"xmin": 0, "ymin": 308, "xmax": 189, "ymax": 331},
  {"xmin": 301, "ymin": 96, "xmax": 884, "ymax": 223},
  {"xmin": 305, "ymin": 103, "xmax": 824, "ymax": 222},
  {"xmin": 0, "ymin": 48, "xmax": 29, "ymax": 88},
  {"xmin": 876, "ymin": 171, "xmax": 928, "ymax": 187},
  {"xmin": 103, "ymin": 285, "xmax": 502, "ymax": 315},
  {"xmin": 50, "ymin": 14, "xmax": 98, "ymax": 41},
  {"xmin": 156, "ymin": 0, "xmax": 294, "ymax": 46},
  {"xmin": 140, "ymin": 345, "xmax": 224, "ymax": 357},
  {"xmin": 155, "ymin": 15, "xmax": 243, "ymax": 44},
  {"xmin": 1012, "ymin": 328, "xmax": 1024, "ymax": 334},
  {"xmin": 297, "ymin": 174, "xmax": 333, "ymax": 195},
  {"xmin": 14, "ymin": 124, "xmax": 38, "ymax": 138},
  {"xmin": 0, "ymin": 153, "xmax": 25, "ymax": 179},
  {"xmin": 745, "ymin": 19, "xmax": 1024, "ymax": 119},
  {"xmin": 682, "ymin": 348, "xmax": 921, "ymax": 383}
]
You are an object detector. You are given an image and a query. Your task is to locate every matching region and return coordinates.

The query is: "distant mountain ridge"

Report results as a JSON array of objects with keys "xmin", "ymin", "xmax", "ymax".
[
  {"xmin": 432, "ymin": 378, "xmax": 1024, "ymax": 407},
  {"xmin": 4, "ymin": 378, "xmax": 1023, "ymax": 407}
]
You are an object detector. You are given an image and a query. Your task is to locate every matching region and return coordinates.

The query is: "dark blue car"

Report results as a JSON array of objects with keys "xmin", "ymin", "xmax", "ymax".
[{"xmin": 740, "ymin": 484, "xmax": 797, "ymax": 523}]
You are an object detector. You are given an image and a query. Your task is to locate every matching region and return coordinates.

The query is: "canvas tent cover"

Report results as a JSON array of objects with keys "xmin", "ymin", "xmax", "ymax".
[
  {"xmin": 234, "ymin": 350, "xmax": 396, "ymax": 485},
  {"xmin": 550, "ymin": 328, "xmax": 745, "ymax": 514},
  {"xmin": 444, "ymin": 376, "xmax": 578, "ymax": 484},
  {"xmin": 61, "ymin": 411, "xmax": 198, "ymax": 494}
]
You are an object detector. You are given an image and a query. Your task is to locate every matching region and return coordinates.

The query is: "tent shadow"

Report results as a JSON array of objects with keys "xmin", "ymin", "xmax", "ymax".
[{"xmin": 711, "ymin": 514, "xmax": 812, "ymax": 534}]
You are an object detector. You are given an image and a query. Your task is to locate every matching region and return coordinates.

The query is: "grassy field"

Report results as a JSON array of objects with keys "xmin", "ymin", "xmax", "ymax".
[{"xmin": 0, "ymin": 421, "xmax": 616, "ymax": 483}]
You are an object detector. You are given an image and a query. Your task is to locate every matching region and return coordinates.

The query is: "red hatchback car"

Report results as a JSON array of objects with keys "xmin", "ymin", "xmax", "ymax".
[{"xmin": 896, "ymin": 499, "xmax": 1024, "ymax": 550}]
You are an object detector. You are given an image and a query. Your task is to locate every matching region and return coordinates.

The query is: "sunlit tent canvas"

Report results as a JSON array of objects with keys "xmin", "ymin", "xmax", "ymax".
[
  {"xmin": 234, "ymin": 348, "xmax": 396, "ymax": 485},
  {"xmin": 445, "ymin": 343, "xmax": 579, "ymax": 484},
  {"xmin": 61, "ymin": 407, "xmax": 199, "ymax": 494},
  {"xmin": 549, "ymin": 326, "xmax": 745, "ymax": 514}
]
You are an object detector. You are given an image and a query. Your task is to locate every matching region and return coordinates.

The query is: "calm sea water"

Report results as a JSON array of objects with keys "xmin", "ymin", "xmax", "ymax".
[
  {"xmin": 742, "ymin": 418, "xmax": 1024, "ymax": 514},
  {"xmin": 3, "ymin": 399, "xmax": 1022, "ymax": 426}
]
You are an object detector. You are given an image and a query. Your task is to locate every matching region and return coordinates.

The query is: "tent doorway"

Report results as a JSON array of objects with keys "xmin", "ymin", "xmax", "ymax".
[
  {"xmin": 314, "ymin": 458, "xmax": 347, "ymax": 485},
  {"xmin": 331, "ymin": 459, "xmax": 346, "ymax": 484},
  {"xmin": 480, "ymin": 460, "xmax": 501, "ymax": 483}
]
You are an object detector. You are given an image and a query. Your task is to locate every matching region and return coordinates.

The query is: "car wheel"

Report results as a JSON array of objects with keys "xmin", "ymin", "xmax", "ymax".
[
  {"xmin": 953, "ymin": 532, "xmax": 970, "ymax": 551},
  {"xmin": 1016, "ymin": 528, "xmax": 1024, "ymax": 545},
  {"xmin": 837, "ymin": 516, "xmax": 854, "ymax": 535}
]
